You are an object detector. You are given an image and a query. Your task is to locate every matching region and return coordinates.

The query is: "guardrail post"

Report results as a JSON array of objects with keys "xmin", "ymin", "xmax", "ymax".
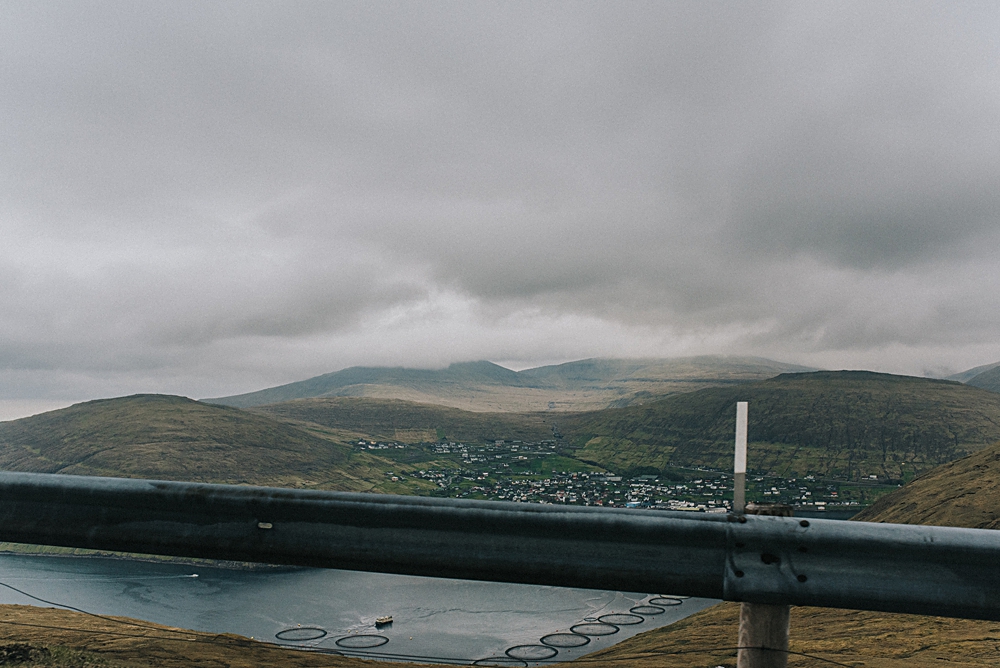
[{"xmin": 737, "ymin": 503, "xmax": 792, "ymax": 668}]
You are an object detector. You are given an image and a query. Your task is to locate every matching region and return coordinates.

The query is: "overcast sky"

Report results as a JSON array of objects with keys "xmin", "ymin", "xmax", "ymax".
[{"xmin": 3, "ymin": 1, "xmax": 1000, "ymax": 418}]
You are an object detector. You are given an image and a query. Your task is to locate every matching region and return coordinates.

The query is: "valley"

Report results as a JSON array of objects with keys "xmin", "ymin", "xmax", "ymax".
[
  {"xmin": 4, "ymin": 358, "xmax": 1000, "ymax": 666},
  {"xmin": 5, "ymin": 366, "xmax": 999, "ymax": 516}
]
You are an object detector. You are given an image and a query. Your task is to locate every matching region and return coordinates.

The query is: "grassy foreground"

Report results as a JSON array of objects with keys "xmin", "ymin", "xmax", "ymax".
[
  {"xmin": 555, "ymin": 603, "xmax": 1000, "ymax": 667},
  {"xmin": 854, "ymin": 441, "xmax": 1000, "ymax": 528},
  {"xmin": 3, "ymin": 602, "xmax": 1000, "ymax": 667},
  {"xmin": 0, "ymin": 604, "xmax": 449, "ymax": 668}
]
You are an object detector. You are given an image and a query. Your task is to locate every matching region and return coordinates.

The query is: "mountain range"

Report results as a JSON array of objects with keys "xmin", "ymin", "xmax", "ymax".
[
  {"xmin": 205, "ymin": 356, "xmax": 816, "ymax": 412},
  {"xmin": 5, "ymin": 356, "xmax": 1000, "ymax": 668},
  {"xmin": 962, "ymin": 365, "xmax": 1000, "ymax": 393},
  {"xmin": 946, "ymin": 360, "xmax": 1000, "ymax": 384},
  {"xmin": 6, "ymin": 367, "xmax": 1000, "ymax": 486},
  {"xmin": 8, "ymin": 367, "xmax": 1000, "ymax": 667}
]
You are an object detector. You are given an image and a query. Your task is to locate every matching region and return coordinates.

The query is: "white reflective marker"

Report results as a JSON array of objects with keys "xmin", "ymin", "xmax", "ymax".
[
  {"xmin": 733, "ymin": 401, "xmax": 748, "ymax": 514},
  {"xmin": 734, "ymin": 401, "xmax": 748, "ymax": 474}
]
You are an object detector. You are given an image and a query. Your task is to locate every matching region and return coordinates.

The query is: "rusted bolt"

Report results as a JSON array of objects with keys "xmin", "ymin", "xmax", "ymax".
[
  {"xmin": 735, "ymin": 570, "xmax": 745, "ymax": 578},
  {"xmin": 760, "ymin": 553, "xmax": 780, "ymax": 565},
  {"xmin": 797, "ymin": 574, "xmax": 808, "ymax": 583},
  {"xmin": 799, "ymin": 520, "xmax": 810, "ymax": 527}
]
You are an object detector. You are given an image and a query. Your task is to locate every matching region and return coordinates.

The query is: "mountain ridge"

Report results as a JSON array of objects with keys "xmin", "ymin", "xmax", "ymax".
[
  {"xmin": 965, "ymin": 365, "xmax": 1000, "ymax": 394},
  {"xmin": 559, "ymin": 370, "xmax": 1000, "ymax": 480},
  {"xmin": 947, "ymin": 360, "xmax": 1000, "ymax": 384},
  {"xmin": 7, "ymin": 369, "xmax": 1000, "ymax": 487},
  {"xmin": 0, "ymin": 394, "xmax": 383, "ymax": 491},
  {"xmin": 205, "ymin": 355, "xmax": 817, "ymax": 412}
]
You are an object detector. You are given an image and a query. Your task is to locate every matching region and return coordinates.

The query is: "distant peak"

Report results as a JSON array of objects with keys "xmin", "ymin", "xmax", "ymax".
[
  {"xmin": 82, "ymin": 394, "xmax": 198, "ymax": 407},
  {"xmin": 770, "ymin": 370, "xmax": 959, "ymax": 385},
  {"xmin": 446, "ymin": 360, "xmax": 512, "ymax": 371}
]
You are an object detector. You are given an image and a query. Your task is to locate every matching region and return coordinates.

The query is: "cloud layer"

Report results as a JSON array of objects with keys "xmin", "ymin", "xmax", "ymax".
[{"xmin": 2, "ymin": 1, "xmax": 1000, "ymax": 409}]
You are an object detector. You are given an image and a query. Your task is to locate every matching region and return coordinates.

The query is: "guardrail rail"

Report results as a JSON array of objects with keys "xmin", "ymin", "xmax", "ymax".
[{"xmin": 0, "ymin": 471, "xmax": 998, "ymax": 622}]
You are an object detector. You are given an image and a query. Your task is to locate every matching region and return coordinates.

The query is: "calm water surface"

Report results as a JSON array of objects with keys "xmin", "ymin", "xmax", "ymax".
[{"xmin": 0, "ymin": 555, "xmax": 717, "ymax": 664}]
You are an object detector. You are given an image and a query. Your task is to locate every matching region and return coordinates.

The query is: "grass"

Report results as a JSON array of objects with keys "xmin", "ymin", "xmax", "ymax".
[
  {"xmin": 0, "ymin": 605, "xmax": 450, "ymax": 668},
  {"xmin": 0, "ymin": 394, "xmax": 401, "ymax": 493},
  {"xmin": 560, "ymin": 371, "xmax": 1000, "ymax": 481},
  {"xmin": 563, "ymin": 602, "xmax": 1000, "ymax": 667},
  {"xmin": 9, "ymin": 371, "xmax": 999, "ymax": 498},
  {"xmin": 252, "ymin": 396, "xmax": 555, "ymax": 444},
  {"xmin": 854, "ymin": 440, "xmax": 1000, "ymax": 528},
  {"xmin": 0, "ymin": 643, "xmax": 137, "ymax": 667},
  {"xmin": 525, "ymin": 454, "xmax": 602, "ymax": 474}
]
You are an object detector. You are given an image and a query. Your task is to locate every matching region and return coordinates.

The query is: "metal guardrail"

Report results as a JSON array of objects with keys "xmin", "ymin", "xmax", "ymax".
[{"xmin": 0, "ymin": 471, "xmax": 998, "ymax": 621}]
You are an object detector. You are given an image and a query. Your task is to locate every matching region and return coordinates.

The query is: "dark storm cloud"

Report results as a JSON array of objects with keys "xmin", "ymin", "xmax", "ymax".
[{"xmin": 2, "ymin": 0, "xmax": 1000, "ymax": 409}]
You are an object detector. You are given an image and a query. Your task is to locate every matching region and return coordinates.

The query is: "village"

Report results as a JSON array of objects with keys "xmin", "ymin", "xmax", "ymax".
[{"xmin": 362, "ymin": 438, "xmax": 890, "ymax": 514}]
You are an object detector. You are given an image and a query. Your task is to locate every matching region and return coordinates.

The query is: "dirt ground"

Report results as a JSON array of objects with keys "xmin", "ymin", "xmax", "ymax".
[
  {"xmin": 556, "ymin": 602, "xmax": 1000, "ymax": 668},
  {"xmin": 3, "ymin": 602, "xmax": 1000, "ymax": 667},
  {"xmin": 0, "ymin": 604, "xmax": 450, "ymax": 667}
]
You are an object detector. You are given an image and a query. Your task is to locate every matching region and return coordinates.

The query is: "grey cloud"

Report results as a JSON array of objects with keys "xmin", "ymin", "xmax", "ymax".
[
  {"xmin": 2, "ymin": 1, "xmax": 1000, "ymax": 406},
  {"xmin": 726, "ymin": 3, "xmax": 1000, "ymax": 268}
]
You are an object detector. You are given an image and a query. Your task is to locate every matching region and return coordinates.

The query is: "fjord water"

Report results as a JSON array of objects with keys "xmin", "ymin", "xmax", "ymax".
[{"xmin": 0, "ymin": 554, "xmax": 715, "ymax": 663}]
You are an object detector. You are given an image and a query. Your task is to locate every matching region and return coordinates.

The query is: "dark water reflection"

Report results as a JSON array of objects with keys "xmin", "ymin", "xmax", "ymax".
[{"xmin": 0, "ymin": 555, "xmax": 716, "ymax": 664}]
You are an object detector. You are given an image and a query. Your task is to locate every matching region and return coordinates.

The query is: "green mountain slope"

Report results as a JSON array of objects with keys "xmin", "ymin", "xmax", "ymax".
[
  {"xmin": 966, "ymin": 365, "xmax": 1000, "ymax": 393},
  {"xmin": 253, "ymin": 397, "xmax": 555, "ymax": 444},
  {"xmin": 0, "ymin": 394, "xmax": 379, "ymax": 490},
  {"xmin": 560, "ymin": 371, "xmax": 1000, "ymax": 480},
  {"xmin": 518, "ymin": 355, "xmax": 814, "ymax": 388},
  {"xmin": 946, "ymin": 360, "xmax": 1000, "ymax": 384},
  {"xmin": 205, "ymin": 361, "xmax": 525, "ymax": 408},
  {"xmin": 205, "ymin": 356, "xmax": 815, "ymax": 412},
  {"xmin": 854, "ymin": 440, "xmax": 1000, "ymax": 528}
]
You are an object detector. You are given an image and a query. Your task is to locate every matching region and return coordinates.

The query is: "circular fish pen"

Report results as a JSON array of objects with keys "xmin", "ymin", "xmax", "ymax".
[
  {"xmin": 275, "ymin": 626, "xmax": 327, "ymax": 641},
  {"xmin": 334, "ymin": 634, "xmax": 390, "ymax": 649}
]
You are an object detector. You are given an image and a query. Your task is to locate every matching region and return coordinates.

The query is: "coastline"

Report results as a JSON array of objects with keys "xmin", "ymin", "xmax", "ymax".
[{"xmin": 0, "ymin": 542, "xmax": 294, "ymax": 572}]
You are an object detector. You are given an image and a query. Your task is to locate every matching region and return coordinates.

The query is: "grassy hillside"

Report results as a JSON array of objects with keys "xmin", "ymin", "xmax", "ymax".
[
  {"xmin": 252, "ymin": 397, "xmax": 556, "ymax": 444},
  {"xmin": 947, "ymin": 360, "xmax": 1000, "ymax": 383},
  {"xmin": 561, "ymin": 371, "xmax": 1000, "ymax": 480},
  {"xmin": 205, "ymin": 361, "xmax": 526, "ymax": 408},
  {"xmin": 0, "ymin": 395, "xmax": 385, "ymax": 491},
  {"xmin": 520, "ymin": 356, "xmax": 814, "ymax": 388},
  {"xmin": 854, "ymin": 440, "xmax": 1000, "ymax": 527},
  {"xmin": 13, "ymin": 371, "xmax": 999, "ymax": 497},
  {"xmin": 206, "ymin": 356, "xmax": 814, "ymax": 412},
  {"xmin": 966, "ymin": 365, "xmax": 1000, "ymax": 393}
]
